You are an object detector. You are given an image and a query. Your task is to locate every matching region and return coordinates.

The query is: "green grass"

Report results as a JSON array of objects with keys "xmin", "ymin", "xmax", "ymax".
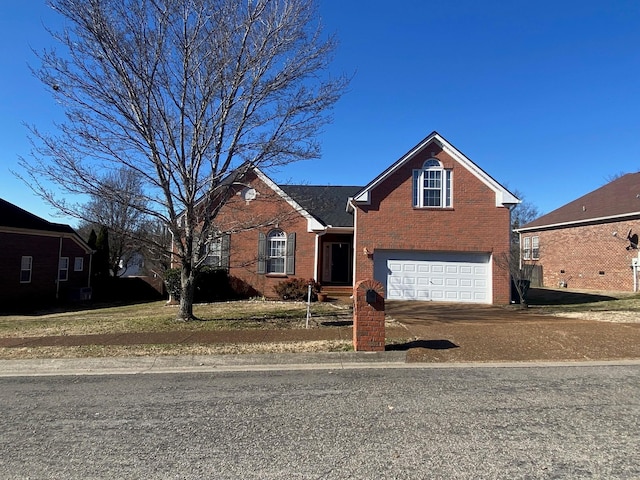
[
  {"xmin": 0, "ymin": 300, "xmax": 349, "ymax": 338},
  {"xmin": 526, "ymin": 288, "xmax": 640, "ymax": 313}
]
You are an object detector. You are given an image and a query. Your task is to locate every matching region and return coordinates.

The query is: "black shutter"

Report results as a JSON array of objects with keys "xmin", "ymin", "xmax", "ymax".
[
  {"xmin": 221, "ymin": 234, "xmax": 231, "ymax": 269},
  {"xmin": 257, "ymin": 232, "xmax": 266, "ymax": 274},
  {"xmin": 285, "ymin": 232, "xmax": 296, "ymax": 275}
]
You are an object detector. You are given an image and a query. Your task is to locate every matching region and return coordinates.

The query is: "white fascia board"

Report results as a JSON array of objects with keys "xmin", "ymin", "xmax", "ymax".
[
  {"xmin": 349, "ymin": 131, "xmax": 518, "ymax": 209},
  {"xmin": 439, "ymin": 139, "xmax": 519, "ymax": 208},
  {"xmin": 253, "ymin": 168, "xmax": 325, "ymax": 232},
  {"xmin": 350, "ymin": 133, "xmax": 438, "ymax": 206},
  {"xmin": 515, "ymin": 211, "xmax": 640, "ymax": 233}
]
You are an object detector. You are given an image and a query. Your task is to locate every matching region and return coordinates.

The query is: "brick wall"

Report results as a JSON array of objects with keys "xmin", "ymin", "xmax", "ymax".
[
  {"xmin": 354, "ymin": 142, "xmax": 512, "ymax": 304},
  {"xmin": 0, "ymin": 232, "xmax": 92, "ymax": 305},
  {"xmin": 214, "ymin": 172, "xmax": 317, "ymax": 298},
  {"xmin": 524, "ymin": 220, "xmax": 640, "ymax": 292}
]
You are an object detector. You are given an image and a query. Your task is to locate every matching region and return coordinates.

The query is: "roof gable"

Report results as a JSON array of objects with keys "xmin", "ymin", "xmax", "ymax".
[
  {"xmin": 520, "ymin": 172, "xmax": 640, "ymax": 231},
  {"xmin": 349, "ymin": 131, "xmax": 519, "ymax": 209},
  {"xmin": 0, "ymin": 197, "xmax": 92, "ymax": 252},
  {"xmin": 0, "ymin": 197, "xmax": 75, "ymax": 234}
]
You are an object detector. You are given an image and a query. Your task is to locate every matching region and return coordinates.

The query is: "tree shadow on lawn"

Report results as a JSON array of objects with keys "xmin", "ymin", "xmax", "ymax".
[{"xmin": 526, "ymin": 288, "xmax": 618, "ymax": 306}]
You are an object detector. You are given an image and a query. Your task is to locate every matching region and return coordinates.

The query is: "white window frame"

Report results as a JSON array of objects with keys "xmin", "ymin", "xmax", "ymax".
[
  {"xmin": 20, "ymin": 256, "xmax": 32, "ymax": 283},
  {"xmin": 413, "ymin": 159, "xmax": 452, "ymax": 208},
  {"xmin": 267, "ymin": 230, "xmax": 287, "ymax": 274},
  {"xmin": 74, "ymin": 257, "xmax": 84, "ymax": 272},
  {"xmin": 207, "ymin": 236, "xmax": 223, "ymax": 268},
  {"xmin": 59, "ymin": 257, "xmax": 69, "ymax": 282},
  {"xmin": 523, "ymin": 237, "xmax": 531, "ymax": 260},
  {"xmin": 531, "ymin": 236, "xmax": 540, "ymax": 260}
]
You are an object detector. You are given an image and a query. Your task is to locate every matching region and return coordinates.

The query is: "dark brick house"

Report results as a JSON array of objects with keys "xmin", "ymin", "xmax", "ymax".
[
  {"xmin": 0, "ymin": 198, "xmax": 93, "ymax": 307},
  {"xmin": 182, "ymin": 131, "xmax": 518, "ymax": 304},
  {"xmin": 517, "ymin": 172, "xmax": 640, "ymax": 292}
]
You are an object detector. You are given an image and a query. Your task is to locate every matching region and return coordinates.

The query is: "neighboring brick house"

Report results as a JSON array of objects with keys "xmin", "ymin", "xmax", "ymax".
[
  {"xmin": 0, "ymin": 198, "xmax": 93, "ymax": 307},
  {"xmin": 184, "ymin": 131, "xmax": 518, "ymax": 304},
  {"xmin": 516, "ymin": 173, "xmax": 640, "ymax": 292}
]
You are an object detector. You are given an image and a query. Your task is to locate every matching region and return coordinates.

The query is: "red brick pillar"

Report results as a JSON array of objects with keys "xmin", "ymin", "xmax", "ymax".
[{"xmin": 353, "ymin": 279, "xmax": 385, "ymax": 352}]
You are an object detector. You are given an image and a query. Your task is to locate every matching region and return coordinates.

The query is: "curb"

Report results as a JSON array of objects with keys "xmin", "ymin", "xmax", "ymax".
[{"xmin": 2, "ymin": 352, "xmax": 640, "ymax": 377}]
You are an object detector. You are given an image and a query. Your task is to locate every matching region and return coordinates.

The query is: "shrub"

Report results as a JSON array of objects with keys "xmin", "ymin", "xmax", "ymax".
[
  {"xmin": 274, "ymin": 278, "xmax": 321, "ymax": 301},
  {"xmin": 164, "ymin": 268, "xmax": 182, "ymax": 300},
  {"xmin": 164, "ymin": 267, "xmax": 234, "ymax": 302},
  {"xmin": 194, "ymin": 267, "xmax": 233, "ymax": 302}
]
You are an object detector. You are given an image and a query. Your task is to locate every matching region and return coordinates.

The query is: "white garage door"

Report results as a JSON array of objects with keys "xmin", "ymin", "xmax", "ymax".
[{"xmin": 374, "ymin": 251, "xmax": 491, "ymax": 303}]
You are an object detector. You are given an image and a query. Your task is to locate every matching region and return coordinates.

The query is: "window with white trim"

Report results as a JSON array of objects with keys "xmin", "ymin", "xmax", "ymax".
[
  {"xmin": 523, "ymin": 237, "xmax": 531, "ymax": 260},
  {"xmin": 413, "ymin": 159, "xmax": 452, "ymax": 208},
  {"xmin": 59, "ymin": 257, "xmax": 69, "ymax": 281},
  {"xmin": 267, "ymin": 230, "xmax": 287, "ymax": 274},
  {"xmin": 74, "ymin": 257, "xmax": 84, "ymax": 272},
  {"xmin": 20, "ymin": 256, "xmax": 32, "ymax": 283},
  {"xmin": 200, "ymin": 233, "xmax": 230, "ymax": 269},
  {"xmin": 531, "ymin": 236, "xmax": 539, "ymax": 260},
  {"xmin": 207, "ymin": 237, "xmax": 223, "ymax": 267}
]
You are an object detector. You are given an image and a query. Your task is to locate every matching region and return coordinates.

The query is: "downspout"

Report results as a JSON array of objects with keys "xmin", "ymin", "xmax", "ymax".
[
  {"xmin": 350, "ymin": 199, "xmax": 358, "ymax": 289},
  {"xmin": 87, "ymin": 249, "xmax": 94, "ymax": 289},
  {"xmin": 313, "ymin": 231, "xmax": 326, "ymax": 283},
  {"xmin": 56, "ymin": 236, "xmax": 63, "ymax": 300}
]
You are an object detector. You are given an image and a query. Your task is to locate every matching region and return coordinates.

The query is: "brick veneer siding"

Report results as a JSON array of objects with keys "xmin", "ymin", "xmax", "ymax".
[
  {"xmin": 353, "ymin": 279, "xmax": 385, "ymax": 351},
  {"xmin": 212, "ymin": 172, "xmax": 317, "ymax": 298},
  {"xmin": 523, "ymin": 219, "xmax": 640, "ymax": 292},
  {"xmin": 0, "ymin": 232, "xmax": 92, "ymax": 306},
  {"xmin": 354, "ymin": 142, "xmax": 512, "ymax": 304}
]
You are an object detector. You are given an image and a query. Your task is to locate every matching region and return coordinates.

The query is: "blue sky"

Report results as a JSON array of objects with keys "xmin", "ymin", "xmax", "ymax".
[{"xmin": 2, "ymin": 0, "xmax": 640, "ymax": 225}]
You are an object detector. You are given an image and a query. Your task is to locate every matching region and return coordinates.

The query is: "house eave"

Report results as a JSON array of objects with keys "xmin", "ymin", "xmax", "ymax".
[
  {"xmin": 0, "ymin": 226, "xmax": 93, "ymax": 253},
  {"xmin": 350, "ymin": 131, "xmax": 520, "ymax": 209},
  {"xmin": 516, "ymin": 211, "xmax": 640, "ymax": 233},
  {"xmin": 252, "ymin": 168, "xmax": 326, "ymax": 233}
]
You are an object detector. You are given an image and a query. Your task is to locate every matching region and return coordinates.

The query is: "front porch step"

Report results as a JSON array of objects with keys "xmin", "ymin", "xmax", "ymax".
[{"xmin": 320, "ymin": 286, "xmax": 353, "ymax": 297}]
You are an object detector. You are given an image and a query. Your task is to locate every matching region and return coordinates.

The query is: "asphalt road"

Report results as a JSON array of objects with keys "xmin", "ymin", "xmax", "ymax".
[{"xmin": 1, "ymin": 365, "xmax": 639, "ymax": 479}]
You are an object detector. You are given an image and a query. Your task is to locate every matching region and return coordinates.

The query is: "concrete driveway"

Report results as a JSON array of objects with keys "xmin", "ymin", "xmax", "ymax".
[{"xmin": 383, "ymin": 301, "xmax": 640, "ymax": 363}]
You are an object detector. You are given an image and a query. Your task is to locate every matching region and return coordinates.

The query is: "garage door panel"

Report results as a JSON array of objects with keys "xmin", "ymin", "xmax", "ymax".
[{"xmin": 375, "ymin": 251, "xmax": 491, "ymax": 304}]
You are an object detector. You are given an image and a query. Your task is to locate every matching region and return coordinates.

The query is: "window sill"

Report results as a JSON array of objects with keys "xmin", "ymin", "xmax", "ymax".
[
  {"xmin": 413, "ymin": 206, "xmax": 454, "ymax": 211},
  {"xmin": 265, "ymin": 273, "xmax": 288, "ymax": 278}
]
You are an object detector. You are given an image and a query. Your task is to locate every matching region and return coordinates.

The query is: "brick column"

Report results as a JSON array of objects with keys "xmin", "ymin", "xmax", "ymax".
[{"xmin": 353, "ymin": 279, "xmax": 385, "ymax": 352}]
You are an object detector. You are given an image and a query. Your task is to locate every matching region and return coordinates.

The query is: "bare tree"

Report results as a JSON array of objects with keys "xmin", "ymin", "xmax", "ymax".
[
  {"xmin": 494, "ymin": 243, "xmax": 536, "ymax": 308},
  {"xmin": 18, "ymin": 0, "xmax": 347, "ymax": 320},
  {"xmin": 510, "ymin": 189, "xmax": 540, "ymax": 236},
  {"xmin": 79, "ymin": 167, "xmax": 149, "ymax": 277},
  {"xmin": 493, "ymin": 188, "xmax": 541, "ymax": 307}
]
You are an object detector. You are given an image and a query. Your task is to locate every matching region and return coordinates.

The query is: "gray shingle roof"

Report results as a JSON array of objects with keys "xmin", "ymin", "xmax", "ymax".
[
  {"xmin": 279, "ymin": 185, "xmax": 362, "ymax": 228},
  {"xmin": 0, "ymin": 197, "xmax": 76, "ymax": 234},
  {"xmin": 522, "ymin": 172, "xmax": 640, "ymax": 229}
]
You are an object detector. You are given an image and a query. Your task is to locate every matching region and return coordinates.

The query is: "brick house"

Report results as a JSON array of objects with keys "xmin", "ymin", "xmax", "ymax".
[
  {"xmin": 516, "ymin": 173, "xmax": 640, "ymax": 292},
  {"xmin": 0, "ymin": 198, "xmax": 93, "ymax": 307},
  {"xmin": 186, "ymin": 131, "xmax": 518, "ymax": 304}
]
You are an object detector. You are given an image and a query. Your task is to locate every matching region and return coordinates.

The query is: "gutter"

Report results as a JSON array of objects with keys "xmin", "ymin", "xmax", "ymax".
[{"xmin": 516, "ymin": 211, "xmax": 640, "ymax": 233}]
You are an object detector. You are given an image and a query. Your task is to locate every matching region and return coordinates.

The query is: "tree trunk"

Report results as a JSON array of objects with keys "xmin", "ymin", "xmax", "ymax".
[{"xmin": 178, "ymin": 264, "xmax": 197, "ymax": 321}]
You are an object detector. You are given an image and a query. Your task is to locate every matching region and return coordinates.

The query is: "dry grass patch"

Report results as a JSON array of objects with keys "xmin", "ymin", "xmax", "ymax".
[
  {"xmin": 0, "ymin": 339, "xmax": 353, "ymax": 360},
  {"xmin": 0, "ymin": 300, "xmax": 350, "ymax": 338}
]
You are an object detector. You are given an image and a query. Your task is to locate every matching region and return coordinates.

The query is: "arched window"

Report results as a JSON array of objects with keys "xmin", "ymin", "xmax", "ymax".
[
  {"xmin": 412, "ymin": 159, "xmax": 452, "ymax": 208},
  {"xmin": 258, "ymin": 230, "xmax": 296, "ymax": 275},
  {"xmin": 267, "ymin": 229, "xmax": 287, "ymax": 273}
]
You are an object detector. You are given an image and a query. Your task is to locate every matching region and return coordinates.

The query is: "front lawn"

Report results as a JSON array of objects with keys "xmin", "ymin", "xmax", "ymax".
[{"xmin": 0, "ymin": 300, "xmax": 349, "ymax": 338}]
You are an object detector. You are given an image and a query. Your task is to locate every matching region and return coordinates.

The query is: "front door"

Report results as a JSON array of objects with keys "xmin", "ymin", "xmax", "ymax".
[{"xmin": 322, "ymin": 242, "xmax": 351, "ymax": 284}]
